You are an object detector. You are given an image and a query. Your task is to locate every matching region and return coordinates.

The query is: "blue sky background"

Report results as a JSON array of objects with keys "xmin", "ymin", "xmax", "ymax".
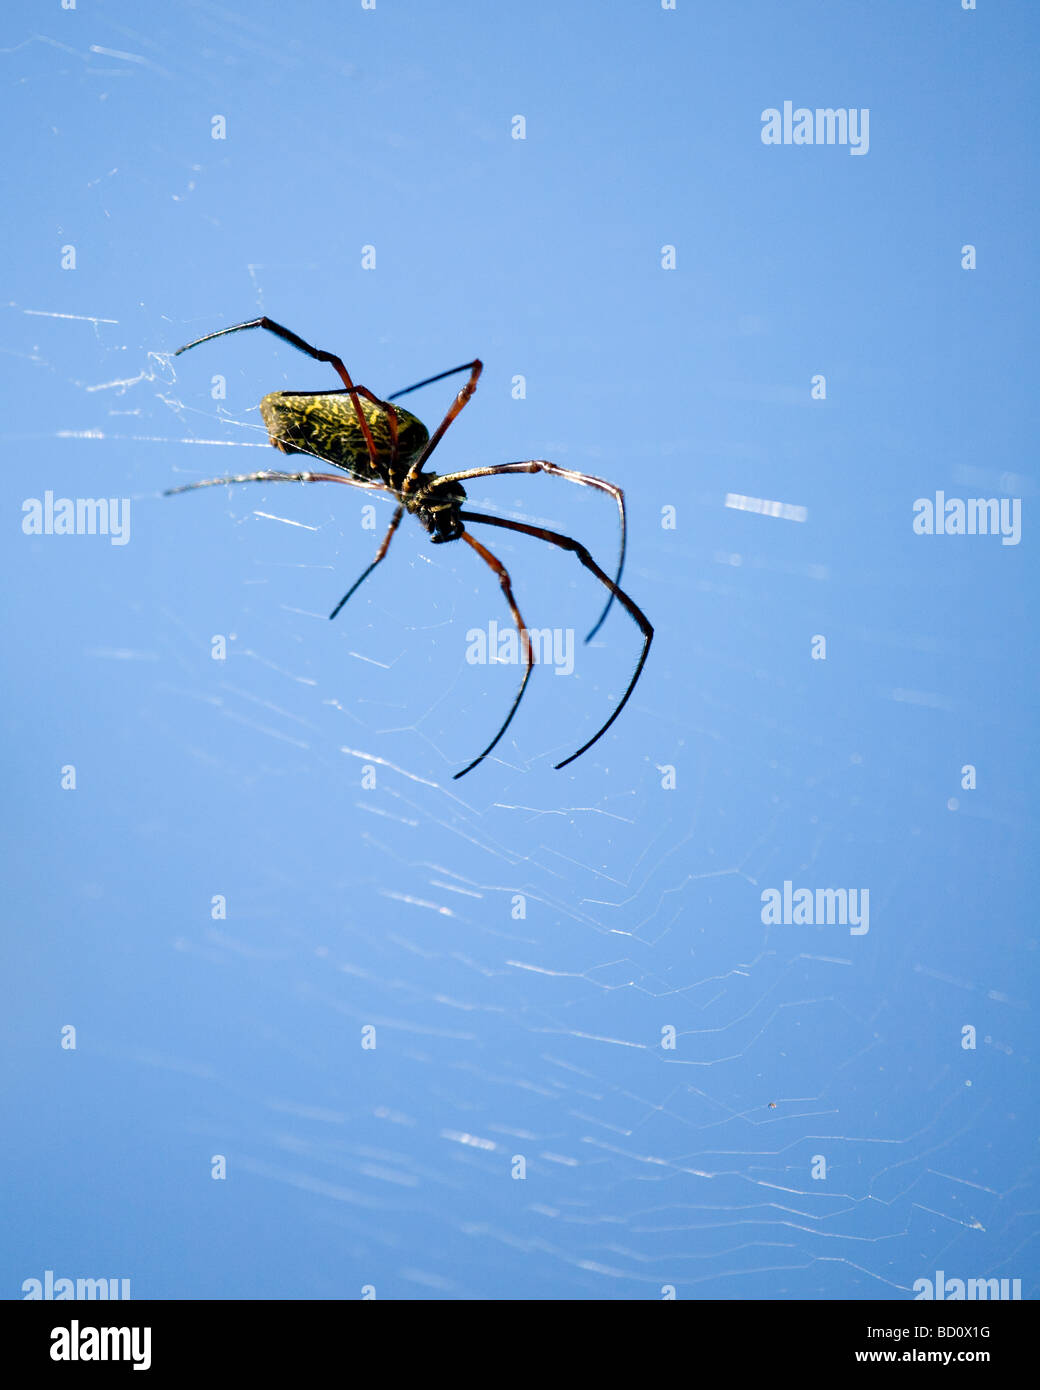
[{"xmin": 2, "ymin": 0, "xmax": 1036, "ymax": 1300}]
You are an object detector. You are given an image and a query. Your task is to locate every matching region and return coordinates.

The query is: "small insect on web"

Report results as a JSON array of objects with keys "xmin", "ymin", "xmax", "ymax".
[{"xmin": 166, "ymin": 317, "xmax": 653, "ymax": 777}]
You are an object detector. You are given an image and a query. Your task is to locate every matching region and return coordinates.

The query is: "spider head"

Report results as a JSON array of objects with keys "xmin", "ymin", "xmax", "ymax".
[{"xmin": 419, "ymin": 479, "xmax": 467, "ymax": 543}]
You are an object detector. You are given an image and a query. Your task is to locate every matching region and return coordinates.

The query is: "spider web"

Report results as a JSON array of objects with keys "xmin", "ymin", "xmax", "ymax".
[{"xmin": 7, "ymin": 299, "xmax": 1029, "ymax": 1301}]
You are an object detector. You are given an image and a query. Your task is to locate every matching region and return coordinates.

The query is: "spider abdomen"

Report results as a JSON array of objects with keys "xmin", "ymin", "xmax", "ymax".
[{"xmin": 260, "ymin": 391, "xmax": 429, "ymax": 479}]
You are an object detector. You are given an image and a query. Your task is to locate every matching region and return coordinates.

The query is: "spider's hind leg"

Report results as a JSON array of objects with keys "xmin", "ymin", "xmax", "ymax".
[
  {"xmin": 391, "ymin": 360, "xmax": 484, "ymax": 496},
  {"xmin": 174, "ymin": 317, "xmax": 385, "ymax": 471},
  {"xmin": 164, "ymin": 469, "xmax": 385, "ymax": 497}
]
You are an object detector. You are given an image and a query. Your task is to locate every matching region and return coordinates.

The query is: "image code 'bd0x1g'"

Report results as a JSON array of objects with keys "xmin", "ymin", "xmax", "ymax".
[{"xmin": 167, "ymin": 317, "xmax": 654, "ymax": 777}]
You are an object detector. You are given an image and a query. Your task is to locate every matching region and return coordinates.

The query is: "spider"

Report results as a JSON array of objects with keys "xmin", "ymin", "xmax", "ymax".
[{"xmin": 166, "ymin": 317, "xmax": 653, "ymax": 777}]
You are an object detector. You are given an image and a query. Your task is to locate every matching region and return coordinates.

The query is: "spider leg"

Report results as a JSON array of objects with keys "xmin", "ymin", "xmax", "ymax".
[
  {"xmin": 165, "ymin": 467, "xmax": 400, "ymax": 620},
  {"xmin": 329, "ymin": 504, "xmax": 404, "ymax": 621},
  {"xmin": 174, "ymin": 318, "xmax": 384, "ymax": 470},
  {"xmin": 387, "ymin": 361, "xmax": 486, "ymax": 402},
  {"xmin": 453, "ymin": 531, "xmax": 535, "ymax": 779},
  {"xmin": 427, "ymin": 461, "xmax": 627, "ymax": 641},
  {"xmin": 458, "ymin": 509, "xmax": 652, "ymax": 770},
  {"xmin": 398, "ymin": 359, "xmax": 483, "ymax": 496},
  {"xmin": 164, "ymin": 470, "xmax": 385, "ymax": 496}
]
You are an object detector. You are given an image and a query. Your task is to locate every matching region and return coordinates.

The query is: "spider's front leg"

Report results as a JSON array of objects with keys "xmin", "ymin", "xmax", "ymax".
[
  {"xmin": 457, "ymin": 509, "xmax": 652, "ymax": 770},
  {"xmin": 426, "ymin": 460, "xmax": 627, "ymax": 640}
]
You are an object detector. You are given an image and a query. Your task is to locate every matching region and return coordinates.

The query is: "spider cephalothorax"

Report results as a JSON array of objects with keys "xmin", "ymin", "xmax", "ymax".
[
  {"xmin": 411, "ymin": 478, "xmax": 468, "ymax": 543},
  {"xmin": 168, "ymin": 316, "xmax": 652, "ymax": 776}
]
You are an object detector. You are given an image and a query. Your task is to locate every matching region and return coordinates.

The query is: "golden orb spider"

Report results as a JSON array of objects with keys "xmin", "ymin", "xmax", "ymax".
[{"xmin": 167, "ymin": 317, "xmax": 653, "ymax": 777}]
